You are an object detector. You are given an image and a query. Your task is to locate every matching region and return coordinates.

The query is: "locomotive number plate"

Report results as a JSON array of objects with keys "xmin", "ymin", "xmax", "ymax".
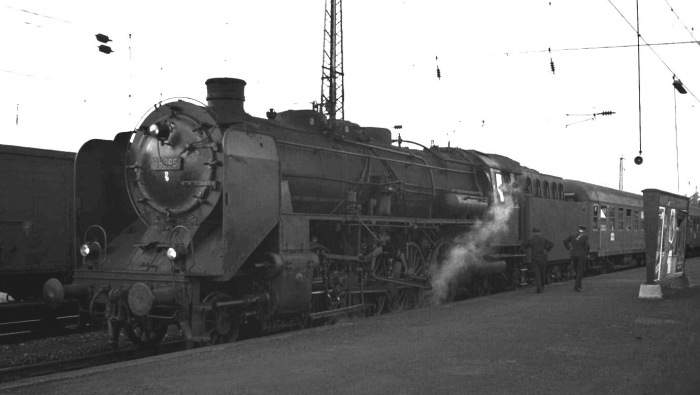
[{"xmin": 150, "ymin": 157, "xmax": 181, "ymax": 171}]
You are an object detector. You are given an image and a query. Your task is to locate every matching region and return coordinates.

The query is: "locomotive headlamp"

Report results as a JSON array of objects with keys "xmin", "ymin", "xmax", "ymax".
[
  {"xmin": 80, "ymin": 241, "xmax": 102, "ymax": 259},
  {"xmin": 166, "ymin": 244, "xmax": 188, "ymax": 261},
  {"xmin": 148, "ymin": 122, "xmax": 173, "ymax": 141}
]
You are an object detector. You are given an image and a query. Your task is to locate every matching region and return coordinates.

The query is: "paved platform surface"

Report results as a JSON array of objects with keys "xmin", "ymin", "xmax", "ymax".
[{"xmin": 2, "ymin": 259, "xmax": 699, "ymax": 395}]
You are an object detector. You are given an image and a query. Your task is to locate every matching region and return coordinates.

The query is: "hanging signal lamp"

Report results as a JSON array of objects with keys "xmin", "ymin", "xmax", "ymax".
[{"xmin": 673, "ymin": 76, "xmax": 687, "ymax": 94}]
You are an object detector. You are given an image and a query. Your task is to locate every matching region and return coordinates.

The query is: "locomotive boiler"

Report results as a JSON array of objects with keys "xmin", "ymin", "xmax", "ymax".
[{"xmin": 43, "ymin": 78, "xmax": 524, "ymax": 347}]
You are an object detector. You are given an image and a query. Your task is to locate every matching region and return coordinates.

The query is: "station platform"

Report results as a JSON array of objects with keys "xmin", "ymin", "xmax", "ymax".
[{"xmin": 2, "ymin": 258, "xmax": 699, "ymax": 395}]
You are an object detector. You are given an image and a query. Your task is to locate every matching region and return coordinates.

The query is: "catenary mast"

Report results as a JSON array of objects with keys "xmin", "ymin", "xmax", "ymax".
[{"xmin": 318, "ymin": 0, "xmax": 344, "ymax": 122}]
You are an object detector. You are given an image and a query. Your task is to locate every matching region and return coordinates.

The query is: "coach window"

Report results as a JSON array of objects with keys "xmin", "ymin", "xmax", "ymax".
[
  {"xmin": 543, "ymin": 181, "xmax": 550, "ymax": 198},
  {"xmin": 600, "ymin": 205, "xmax": 608, "ymax": 230},
  {"xmin": 618, "ymin": 208, "xmax": 625, "ymax": 231},
  {"xmin": 524, "ymin": 178, "xmax": 532, "ymax": 195},
  {"xmin": 592, "ymin": 205, "xmax": 599, "ymax": 230},
  {"xmin": 535, "ymin": 180, "xmax": 541, "ymax": 197},
  {"xmin": 558, "ymin": 184, "xmax": 564, "ymax": 200},
  {"xmin": 626, "ymin": 209, "xmax": 632, "ymax": 230},
  {"xmin": 609, "ymin": 206, "xmax": 616, "ymax": 230},
  {"xmin": 634, "ymin": 210, "xmax": 640, "ymax": 230}
]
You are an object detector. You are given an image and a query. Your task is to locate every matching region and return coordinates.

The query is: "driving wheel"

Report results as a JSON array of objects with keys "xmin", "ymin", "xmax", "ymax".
[
  {"xmin": 125, "ymin": 317, "xmax": 167, "ymax": 347},
  {"xmin": 203, "ymin": 292, "xmax": 239, "ymax": 345}
]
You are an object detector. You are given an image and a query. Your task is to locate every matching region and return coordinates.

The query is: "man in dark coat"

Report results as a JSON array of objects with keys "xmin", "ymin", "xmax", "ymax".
[
  {"xmin": 563, "ymin": 225, "xmax": 591, "ymax": 292},
  {"xmin": 524, "ymin": 228, "xmax": 554, "ymax": 293}
]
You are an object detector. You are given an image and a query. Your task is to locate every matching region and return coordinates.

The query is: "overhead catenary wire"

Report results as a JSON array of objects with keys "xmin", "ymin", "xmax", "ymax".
[
  {"xmin": 3, "ymin": 5, "xmax": 72, "ymax": 24},
  {"xmin": 607, "ymin": 0, "xmax": 700, "ymax": 104},
  {"xmin": 504, "ymin": 40, "xmax": 700, "ymax": 55},
  {"xmin": 662, "ymin": 0, "xmax": 700, "ymax": 47},
  {"xmin": 502, "ymin": 4, "xmax": 700, "ymax": 105}
]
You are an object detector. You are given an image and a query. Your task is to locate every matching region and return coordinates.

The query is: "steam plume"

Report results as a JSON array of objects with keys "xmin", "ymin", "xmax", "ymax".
[{"xmin": 430, "ymin": 183, "xmax": 518, "ymax": 304}]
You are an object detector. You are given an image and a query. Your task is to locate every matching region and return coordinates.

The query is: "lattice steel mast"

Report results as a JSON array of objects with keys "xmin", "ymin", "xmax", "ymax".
[
  {"xmin": 319, "ymin": 0, "xmax": 344, "ymax": 121},
  {"xmin": 619, "ymin": 156, "xmax": 625, "ymax": 191}
]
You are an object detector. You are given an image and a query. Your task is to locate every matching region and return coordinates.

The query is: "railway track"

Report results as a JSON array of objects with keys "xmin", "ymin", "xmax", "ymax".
[
  {"xmin": 0, "ymin": 315, "xmax": 82, "ymax": 345},
  {"xmin": 0, "ymin": 300, "xmax": 84, "ymax": 344},
  {"xmin": 0, "ymin": 340, "xmax": 184, "ymax": 383}
]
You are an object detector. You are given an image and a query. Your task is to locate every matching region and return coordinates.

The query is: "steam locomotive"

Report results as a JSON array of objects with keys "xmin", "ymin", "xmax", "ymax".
[
  {"xmin": 43, "ymin": 78, "xmax": 526, "ymax": 347},
  {"xmin": 40, "ymin": 77, "xmax": 692, "ymax": 349}
]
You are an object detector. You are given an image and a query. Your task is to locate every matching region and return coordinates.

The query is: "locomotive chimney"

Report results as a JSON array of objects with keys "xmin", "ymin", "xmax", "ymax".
[{"xmin": 205, "ymin": 78, "xmax": 248, "ymax": 124}]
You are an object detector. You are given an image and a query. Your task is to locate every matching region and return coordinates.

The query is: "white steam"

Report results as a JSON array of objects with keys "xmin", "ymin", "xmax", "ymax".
[{"xmin": 429, "ymin": 183, "xmax": 518, "ymax": 305}]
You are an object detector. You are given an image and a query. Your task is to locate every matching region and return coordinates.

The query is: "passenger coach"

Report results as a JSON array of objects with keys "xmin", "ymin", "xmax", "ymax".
[{"xmin": 563, "ymin": 180, "xmax": 645, "ymax": 272}]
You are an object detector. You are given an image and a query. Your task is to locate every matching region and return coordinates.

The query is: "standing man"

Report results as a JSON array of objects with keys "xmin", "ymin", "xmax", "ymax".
[
  {"xmin": 524, "ymin": 227, "xmax": 554, "ymax": 293},
  {"xmin": 563, "ymin": 225, "xmax": 590, "ymax": 292}
]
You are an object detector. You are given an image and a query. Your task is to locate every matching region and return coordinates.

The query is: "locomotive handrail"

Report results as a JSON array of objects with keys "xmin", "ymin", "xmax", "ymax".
[
  {"xmin": 391, "ymin": 137, "xmax": 460, "ymax": 166},
  {"xmin": 283, "ymin": 173, "xmax": 438, "ymax": 197},
  {"xmin": 278, "ymin": 140, "xmax": 477, "ymax": 176},
  {"xmin": 285, "ymin": 212, "xmax": 479, "ymax": 227}
]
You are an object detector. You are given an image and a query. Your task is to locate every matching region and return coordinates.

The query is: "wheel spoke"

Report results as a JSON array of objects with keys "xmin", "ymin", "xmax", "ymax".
[
  {"xmin": 202, "ymin": 292, "xmax": 239, "ymax": 345},
  {"xmin": 404, "ymin": 242, "xmax": 426, "ymax": 277},
  {"xmin": 125, "ymin": 318, "xmax": 167, "ymax": 347}
]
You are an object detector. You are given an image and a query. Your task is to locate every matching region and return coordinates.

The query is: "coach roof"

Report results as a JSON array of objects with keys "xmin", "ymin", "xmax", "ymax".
[{"xmin": 564, "ymin": 179, "xmax": 642, "ymax": 206}]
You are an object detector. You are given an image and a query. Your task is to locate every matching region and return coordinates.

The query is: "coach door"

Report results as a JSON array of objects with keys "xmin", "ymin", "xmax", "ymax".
[{"xmin": 597, "ymin": 204, "xmax": 612, "ymax": 256}]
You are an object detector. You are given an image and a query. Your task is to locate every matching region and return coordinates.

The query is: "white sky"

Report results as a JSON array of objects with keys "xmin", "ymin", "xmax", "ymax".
[{"xmin": 1, "ymin": 0, "xmax": 699, "ymax": 197}]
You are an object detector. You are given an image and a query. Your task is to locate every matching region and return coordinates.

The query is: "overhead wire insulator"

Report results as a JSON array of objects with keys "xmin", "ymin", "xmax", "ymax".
[
  {"xmin": 95, "ymin": 33, "xmax": 111, "ymax": 43},
  {"xmin": 598, "ymin": 111, "xmax": 615, "ymax": 116},
  {"xmin": 98, "ymin": 45, "xmax": 113, "ymax": 54},
  {"xmin": 550, "ymin": 58, "xmax": 555, "ymax": 74},
  {"xmin": 96, "ymin": 33, "xmax": 113, "ymax": 54},
  {"xmin": 436, "ymin": 66, "xmax": 441, "ymax": 80}
]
